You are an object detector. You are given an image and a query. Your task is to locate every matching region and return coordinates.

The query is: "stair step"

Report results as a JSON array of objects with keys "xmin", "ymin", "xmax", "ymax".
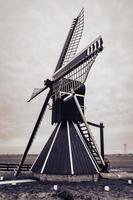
[
  {"xmin": 81, "ymin": 127, "xmax": 87, "ymax": 129},
  {"xmin": 83, "ymin": 131, "xmax": 88, "ymax": 134},
  {"xmin": 79, "ymin": 124, "xmax": 85, "ymax": 127},
  {"xmin": 81, "ymin": 126, "xmax": 87, "ymax": 129}
]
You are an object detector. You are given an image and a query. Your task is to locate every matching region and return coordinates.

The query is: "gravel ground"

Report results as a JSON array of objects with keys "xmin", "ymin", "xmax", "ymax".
[
  {"xmin": 0, "ymin": 173, "xmax": 133, "ymax": 200},
  {"xmin": 0, "ymin": 154, "xmax": 133, "ymax": 199}
]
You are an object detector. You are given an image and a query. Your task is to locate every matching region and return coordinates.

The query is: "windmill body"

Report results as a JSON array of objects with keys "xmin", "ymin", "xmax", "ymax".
[
  {"xmin": 52, "ymin": 84, "xmax": 85, "ymax": 124},
  {"xmin": 15, "ymin": 9, "xmax": 108, "ymax": 181}
]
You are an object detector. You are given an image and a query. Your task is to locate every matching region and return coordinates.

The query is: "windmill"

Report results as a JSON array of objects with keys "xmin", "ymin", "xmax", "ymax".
[{"xmin": 15, "ymin": 9, "xmax": 107, "ymax": 179}]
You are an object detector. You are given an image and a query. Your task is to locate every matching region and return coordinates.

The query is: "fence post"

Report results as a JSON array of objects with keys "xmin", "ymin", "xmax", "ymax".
[
  {"xmin": 100, "ymin": 123, "xmax": 104, "ymax": 160},
  {"xmin": 7, "ymin": 163, "xmax": 9, "ymax": 171}
]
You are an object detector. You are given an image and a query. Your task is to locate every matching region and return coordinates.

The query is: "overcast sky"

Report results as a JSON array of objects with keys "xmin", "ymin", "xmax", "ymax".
[{"xmin": 0, "ymin": 0, "xmax": 133, "ymax": 154}]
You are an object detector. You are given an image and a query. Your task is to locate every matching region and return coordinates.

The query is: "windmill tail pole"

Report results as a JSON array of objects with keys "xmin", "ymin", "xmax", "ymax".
[{"xmin": 14, "ymin": 89, "xmax": 52, "ymax": 176}]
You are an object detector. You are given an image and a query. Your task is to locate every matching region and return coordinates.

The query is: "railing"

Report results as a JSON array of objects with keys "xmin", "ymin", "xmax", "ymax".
[{"xmin": 0, "ymin": 163, "xmax": 32, "ymax": 171}]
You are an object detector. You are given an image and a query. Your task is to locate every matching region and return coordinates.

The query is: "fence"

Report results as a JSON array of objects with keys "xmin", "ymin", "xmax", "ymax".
[{"xmin": 0, "ymin": 163, "xmax": 32, "ymax": 172}]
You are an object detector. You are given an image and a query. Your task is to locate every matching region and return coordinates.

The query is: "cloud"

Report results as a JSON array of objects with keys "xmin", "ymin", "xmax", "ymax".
[{"xmin": 0, "ymin": 0, "xmax": 133, "ymax": 154}]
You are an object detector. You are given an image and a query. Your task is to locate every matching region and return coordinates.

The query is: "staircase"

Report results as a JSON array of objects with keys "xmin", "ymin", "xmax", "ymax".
[{"xmin": 77, "ymin": 121, "xmax": 105, "ymax": 171}]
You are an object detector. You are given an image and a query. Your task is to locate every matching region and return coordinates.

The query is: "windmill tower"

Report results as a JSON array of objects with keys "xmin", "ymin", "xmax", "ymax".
[{"xmin": 15, "ymin": 9, "xmax": 107, "ymax": 181}]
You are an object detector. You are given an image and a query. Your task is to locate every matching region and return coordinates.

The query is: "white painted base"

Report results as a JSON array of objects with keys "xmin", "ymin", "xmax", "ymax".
[{"xmin": 33, "ymin": 173, "xmax": 99, "ymax": 182}]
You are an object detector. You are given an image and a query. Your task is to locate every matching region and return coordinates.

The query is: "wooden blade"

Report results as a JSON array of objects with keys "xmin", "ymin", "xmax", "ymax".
[
  {"xmin": 53, "ymin": 36, "xmax": 103, "ymax": 99},
  {"xmin": 54, "ymin": 8, "xmax": 84, "ymax": 72},
  {"xmin": 14, "ymin": 89, "xmax": 52, "ymax": 176},
  {"xmin": 27, "ymin": 86, "xmax": 48, "ymax": 102}
]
